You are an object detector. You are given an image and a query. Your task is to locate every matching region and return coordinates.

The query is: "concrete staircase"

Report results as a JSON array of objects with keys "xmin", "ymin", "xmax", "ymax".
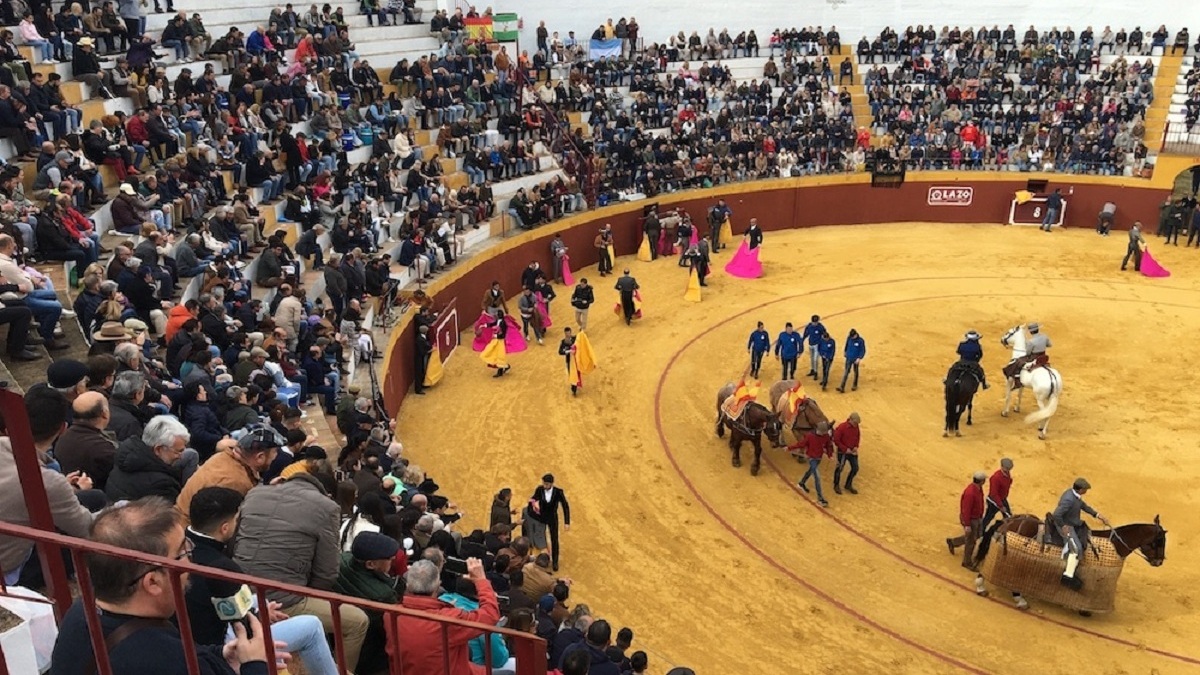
[{"xmin": 1145, "ymin": 53, "xmax": 1186, "ymax": 151}]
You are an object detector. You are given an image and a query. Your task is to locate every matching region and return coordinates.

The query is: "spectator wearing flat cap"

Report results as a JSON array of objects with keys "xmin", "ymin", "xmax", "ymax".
[
  {"xmin": 334, "ymin": 530, "xmax": 404, "ymax": 675},
  {"xmin": 47, "ymin": 359, "xmax": 91, "ymax": 406},
  {"xmin": 177, "ymin": 425, "xmax": 283, "ymax": 518}
]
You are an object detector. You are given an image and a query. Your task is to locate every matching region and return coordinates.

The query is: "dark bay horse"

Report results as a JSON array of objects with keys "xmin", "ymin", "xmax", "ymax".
[
  {"xmin": 977, "ymin": 514, "xmax": 1166, "ymax": 565},
  {"xmin": 943, "ymin": 364, "xmax": 980, "ymax": 437},
  {"xmin": 715, "ymin": 382, "xmax": 783, "ymax": 476},
  {"xmin": 766, "ymin": 379, "xmax": 832, "ymax": 446}
]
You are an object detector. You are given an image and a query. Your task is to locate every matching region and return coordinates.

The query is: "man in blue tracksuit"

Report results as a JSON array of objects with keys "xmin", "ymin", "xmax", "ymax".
[
  {"xmin": 817, "ymin": 330, "xmax": 837, "ymax": 390},
  {"xmin": 802, "ymin": 314, "xmax": 826, "ymax": 379},
  {"xmin": 747, "ymin": 321, "xmax": 771, "ymax": 378},
  {"xmin": 774, "ymin": 322, "xmax": 803, "ymax": 380},
  {"xmin": 838, "ymin": 329, "xmax": 867, "ymax": 392}
]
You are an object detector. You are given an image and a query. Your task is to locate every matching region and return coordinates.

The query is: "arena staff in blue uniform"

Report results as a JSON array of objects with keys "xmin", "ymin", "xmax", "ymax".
[
  {"xmin": 955, "ymin": 330, "xmax": 989, "ymax": 389},
  {"xmin": 802, "ymin": 315, "xmax": 826, "ymax": 379},
  {"xmin": 817, "ymin": 330, "xmax": 837, "ymax": 391},
  {"xmin": 838, "ymin": 329, "xmax": 867, "ymax": 393},
  {"xmin": 773, "ymin": 322, "xmax": 803, "ymax": 380},
  {"xmin": 747, "ymin": 321, "xmax": 771, "ymax": 378}
]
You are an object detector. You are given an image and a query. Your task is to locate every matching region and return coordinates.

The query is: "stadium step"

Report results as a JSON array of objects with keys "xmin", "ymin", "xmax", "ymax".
[{"xmin": 1146, "ymin": 53, "xmax": 1186, "ymax": 152}]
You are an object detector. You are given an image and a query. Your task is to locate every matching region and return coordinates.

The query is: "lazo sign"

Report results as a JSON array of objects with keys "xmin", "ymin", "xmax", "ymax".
[{"xmin": 927, "ymin": 186, "xmax": 974, "ymax": 206}]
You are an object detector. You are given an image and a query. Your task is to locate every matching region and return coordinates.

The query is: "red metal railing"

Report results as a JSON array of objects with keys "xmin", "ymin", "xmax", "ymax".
[{"xmin": 0, "ymin": 389, "xmax": 547, "ymax": 675}]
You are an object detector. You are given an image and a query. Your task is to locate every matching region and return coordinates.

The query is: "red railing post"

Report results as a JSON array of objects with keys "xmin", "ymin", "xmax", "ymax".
[
  {"xmin": 329, "ymin": 597, "xmax": 348, "ymax": 675},
  {"xmin": 167, "ymin": 569, "xmax": 202, "ymax": 675},
  {"xmin": 253, "ymin": 586, "xmax": 278, "ymax": 673},
  {"xmin": 0, "ymin": 389, "xmax": 73, "ymax": 620},
  {"xmin": 69, "ymin": 548, "xmax": 112, "ymax": 675}
]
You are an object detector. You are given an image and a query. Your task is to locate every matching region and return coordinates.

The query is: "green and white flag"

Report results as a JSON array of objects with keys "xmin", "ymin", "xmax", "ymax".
[{"xmin": 493, "ymin": 13, "xmax": 519, "ymax": 41}]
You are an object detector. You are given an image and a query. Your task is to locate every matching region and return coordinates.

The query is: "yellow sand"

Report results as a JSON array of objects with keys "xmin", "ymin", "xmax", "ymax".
[{"xmin": 397, "ymin": 223, "xmax": 1200, "ymax": 674}]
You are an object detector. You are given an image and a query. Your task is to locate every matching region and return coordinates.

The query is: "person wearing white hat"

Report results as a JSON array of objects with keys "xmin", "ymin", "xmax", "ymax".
[
  {"xmin": 70, "ymin": 37, "xmax": 115, "ymax": 99},
  {"xmin": 954, "ymin": 330, "xmax": 988, "ymax": 389}
]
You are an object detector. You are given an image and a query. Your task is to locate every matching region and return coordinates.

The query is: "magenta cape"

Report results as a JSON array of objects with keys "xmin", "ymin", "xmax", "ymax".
[
  {"xmin": 1140, "ymin": 247, "xmax": 1170, "ymax": 278},
  {"xmin": 561, "ymin": 254, "xmax": 575, "ymax": 286},
  {"xmin": 471, "ymin": 312, "xmax": 529, "ymax": 353},
  {"xmin": 657, "ymin": 229, "xmax": 675, "ymax": 257},
  {"xmin": 535, "ymin": 292, "xmax": 553, "ymax": 329},
  {"xmin": 724, "ymin": 240, "xmax": 763, "ymax": 278}
]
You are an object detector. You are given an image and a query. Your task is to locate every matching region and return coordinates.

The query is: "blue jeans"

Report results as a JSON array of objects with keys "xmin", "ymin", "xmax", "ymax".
[
  {"xmin": 800, "ymin": 458, "xmax": 826, "ymax": 501},
  {"xmin": 24, "ymin": 288, "xmax": 63, "ymax": 341},
  {"xmin": 808, "ymin": 346, "xmax": 819, "ymax": 375},
  {"xmin": 27, "ymin": 39, "xmax": 54, "ymax": 62},
  {"xmin": 226, "ymin": 615, "xmax": 337, "ymax": 675},
  {"xmin": 162, "ymin": 39, "xmax": 187, "ymax": 59},
  {"xmin": 1042, "ymin": 207, "xmax": 1060, "ymax": 228}
]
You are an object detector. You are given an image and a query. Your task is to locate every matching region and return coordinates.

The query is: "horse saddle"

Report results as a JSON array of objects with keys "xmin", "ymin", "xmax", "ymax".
[
  {"xmin": 1042, "ymin": 513, "xmax": 1097, "ymax": 559},
  {"xmin": 722, "ymin": 395, "xmax": 752, "ymax": 420},
  {"xmin": 947, "ymin": 362, "xmax": 979, "ymax": 383},
  {"xmin": 1003, "ymin": 354, "xmax": 1050, "ymax": 380}
]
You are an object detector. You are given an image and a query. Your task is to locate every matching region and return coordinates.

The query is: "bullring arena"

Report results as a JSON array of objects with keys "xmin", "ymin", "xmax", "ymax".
[
  {"xmin": 5, "ymin": 0, "xmax": 1200, "ymax": 671},
  {"xmin": 386, "ymin": 173, "xmax": 1200, "ymax": 674}
]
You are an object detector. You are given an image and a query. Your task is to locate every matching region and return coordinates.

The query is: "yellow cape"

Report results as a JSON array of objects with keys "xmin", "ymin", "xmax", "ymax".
[
  {"xmin": 424, "ymin": 346, "xmax": 444, "ymax": 386},
  {"xmin": 567, "ymin": 331, "xmax": 598, "ymax": 386},
  {"xmin": 1015, "ymin": 190, "xmax": 1034, "ymax": 205},
  {"xmin": 719, "ymin": 217, "xmax": 734, "ymax": 248},
  {"xmin": 606, "ymin": 243, "xmax": 615, "ymax": 265},
  {"xmin": 685, "ymin": 267, "xmax": 702, "ymax": 302},
  {"xmin": 637, "ymin": 236, "xmax": 652, "ymax": 262},
  {"xmin": 479, "ymin": 338, "xmax": 507, "ymax": 368}
]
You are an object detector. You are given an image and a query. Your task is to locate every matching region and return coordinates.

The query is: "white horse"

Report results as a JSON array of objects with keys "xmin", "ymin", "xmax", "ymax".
[
  {"xmin": 999, "ymin": 324, "xmax": 1028, "ymax": 413},
  {"xmin": 1000, "ymin": 324, "xmax": 1063, "ymax": 439}
]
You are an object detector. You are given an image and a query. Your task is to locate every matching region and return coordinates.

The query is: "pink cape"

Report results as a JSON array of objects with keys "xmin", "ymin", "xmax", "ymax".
[
  {"xmin": 535, "ymin": 292, "xmax": 553, "ymax": 328},
  {"xmin": 471, "ymin": 312, "xmax": 529, "ymax": 353},
  {"xmin": 1140, "ymin": 247, "xmax": 1170, "ymax": 278},
  {"xmin": 562, "ymin": 254, "xmax": 575, "ymax": 286},
  {"xmin": 724, "ymin": 240, "xmax": 763, "ymax": 278},
  {"xmin": 688, "ymin": 226, "xmax": 700, "ymax": 248}
]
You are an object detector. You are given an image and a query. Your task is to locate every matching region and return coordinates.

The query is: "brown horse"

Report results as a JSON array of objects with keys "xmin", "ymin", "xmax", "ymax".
[
  {"xmin": 715, "ymin": 382, "xmax": 783, "ymax": 476},
  {"xmin": 974, "ymin": 514, "xmax": 1167, "ymax": 612},
  {"xmin": 766, "ymin": 379, "xmax": 832, "ymax": 446}
]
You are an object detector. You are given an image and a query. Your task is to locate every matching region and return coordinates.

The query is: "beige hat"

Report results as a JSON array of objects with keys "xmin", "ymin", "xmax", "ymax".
[
  {"xmin": 78, "ymin": 37, "xmax": 94, "ymax": 47},
  {"xmin": 119, "ymin": 183, "xmax": 135, "ymax": 195},
  {"xmin": 250, "ymin": 347, "xmax": 269, "ymax": 358},
  {"xmin": 92, "ymin": 321, "xmax": 132, "ymax": 342},
  {"xmin": 123, "ymin": 318, "xmax": 148, "ymax": 333}
]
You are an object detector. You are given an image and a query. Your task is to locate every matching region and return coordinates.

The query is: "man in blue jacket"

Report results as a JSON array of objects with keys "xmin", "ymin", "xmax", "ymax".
[
  {"xmin": 838, "ymin": 329, "xmax": 867, "ymax": 393},
  {"xmin": 816, "ymin": 330, "xmax": 837, "ymax": 390},
  {"xmin": 954, "ymin": 330, "xmax": 989, "ymax": 389},
  {"xmin": 773, "ymin": 322, "xmax": 802, "ymax": 380},
  {"xmin": 746, "ymin": 321, "xmax": 771, "ymax": 378},
  {"xmin": 802, "ymin": 314, "xmax": 826, "ymax": 379}
]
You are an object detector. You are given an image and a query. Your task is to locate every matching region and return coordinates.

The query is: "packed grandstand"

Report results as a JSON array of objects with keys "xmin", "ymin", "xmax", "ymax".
[{"xmin": 0, "ymin": 0, "xmax": 1195, "ymax": 670}]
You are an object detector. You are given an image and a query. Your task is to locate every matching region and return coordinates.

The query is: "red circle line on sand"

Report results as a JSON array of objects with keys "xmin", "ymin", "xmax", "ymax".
[{"xmin": 652, "ymin": 279, "xmax": 1200, "ymax": 670}]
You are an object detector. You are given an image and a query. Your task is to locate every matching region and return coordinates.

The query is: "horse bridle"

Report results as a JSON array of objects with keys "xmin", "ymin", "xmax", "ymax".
[{"xmin": 1108, "ymin": 525, "xmax": 1165, "ymax": 563}]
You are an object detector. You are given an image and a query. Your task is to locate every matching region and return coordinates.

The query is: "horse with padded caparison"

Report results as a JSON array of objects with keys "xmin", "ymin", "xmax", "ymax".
[
  {"xmin": 973, "ymin": 513, "xmax": 1167, "ymax": 613},
  {"xmin": 715, "ymin": 382, "xmax": 782, "ymax": 476},
  {"xmin": 765, "ymin": 379, "xmax": 831, "ymax": 446}
]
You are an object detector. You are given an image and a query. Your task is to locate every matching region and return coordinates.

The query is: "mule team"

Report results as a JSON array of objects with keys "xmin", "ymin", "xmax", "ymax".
[{"xmin": 714, "ymin": 323, "xmax": 1167, "ymax": 614}]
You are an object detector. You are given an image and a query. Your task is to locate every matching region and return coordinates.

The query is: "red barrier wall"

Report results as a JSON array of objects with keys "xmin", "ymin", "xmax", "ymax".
[{"xmin": 382, "ymin": 176, "xmax": 1170, "ymax": 412}]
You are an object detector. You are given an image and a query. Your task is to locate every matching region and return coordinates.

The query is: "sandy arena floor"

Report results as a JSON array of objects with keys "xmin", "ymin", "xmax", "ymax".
[{"xmin": 395, "ymin": 222, "xmax": 1200, "ymax": 675}]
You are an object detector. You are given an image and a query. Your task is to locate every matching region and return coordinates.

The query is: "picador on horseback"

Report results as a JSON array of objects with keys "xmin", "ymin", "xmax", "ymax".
[
  {"xmin": 1053, "ymin": 477, "xmax": 1111, "ymax": 590},
  {"xmin": 949, "ymin": 330, "xmax": 989, "ymax": 390},
  {"xmin": 1002, "ymin": 322, "xmax": 1051, "ymax": 384}
]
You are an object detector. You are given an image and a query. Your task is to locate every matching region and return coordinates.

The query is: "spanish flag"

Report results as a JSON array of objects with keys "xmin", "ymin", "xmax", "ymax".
[
  {"xmin": 424, "ymin": 346, "xmax": 444, "ymax": 386},
  {"xmin": 784, "ymin": 381, "xmax": 807, "ymax": 415},
  {"xmin": 637, "ymin": 235, "xmax": 652, "ymax": 262},
  {"xmin": 684, "ymin": 267, "xmax": 702, "ymax": 302},
  {"xmin": 733, "ymin": 377, "xmax": 760, "ymax": 405},
  {"xmin": 568, "ymin": 331, "xmax": 598, "ymax": 387}
]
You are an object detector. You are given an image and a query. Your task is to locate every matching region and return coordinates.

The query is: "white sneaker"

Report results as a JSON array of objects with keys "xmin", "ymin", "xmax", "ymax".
[{"xmin": 61, "ymin": 309, "xmax": 77, "ymax": 318}]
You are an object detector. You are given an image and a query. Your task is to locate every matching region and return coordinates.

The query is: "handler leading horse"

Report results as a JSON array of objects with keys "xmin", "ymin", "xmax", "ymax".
[{"xmin": 716, "ymin": 382, "xmax": 783, "ymax": 475}]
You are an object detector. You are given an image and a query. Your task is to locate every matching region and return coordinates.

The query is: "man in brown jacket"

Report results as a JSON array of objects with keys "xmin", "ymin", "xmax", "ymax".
[
  {"xmin": 176, "ymin": 426, "xmax": 282, "ymax": 517},
  {"xmin": 54, "ymin": 392, "xmax": 118, "ymax": 492}
]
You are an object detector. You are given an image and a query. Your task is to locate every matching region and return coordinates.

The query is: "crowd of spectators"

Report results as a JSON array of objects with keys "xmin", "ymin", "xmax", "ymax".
[{"xmin": 855, "ymin": 24, "xmax": 1160, "ymax": 175}]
